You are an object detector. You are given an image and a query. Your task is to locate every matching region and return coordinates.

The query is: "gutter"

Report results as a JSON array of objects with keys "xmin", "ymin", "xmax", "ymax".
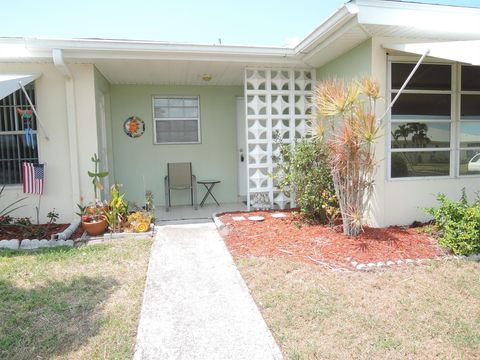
[{"xmin": 53, "ymin": 48, "xmax": 81, "ymax": 212}]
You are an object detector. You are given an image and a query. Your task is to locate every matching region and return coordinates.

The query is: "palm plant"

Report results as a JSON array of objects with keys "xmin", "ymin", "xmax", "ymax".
[{"xmin": 312, "ymin": 77, "xmax": 381, "ymax": 236}]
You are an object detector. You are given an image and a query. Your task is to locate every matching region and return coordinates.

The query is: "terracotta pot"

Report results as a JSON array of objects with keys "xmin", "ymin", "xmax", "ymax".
[{"xmin": 82, "ymin": 218, "xmax": 108, "ymax": 236}]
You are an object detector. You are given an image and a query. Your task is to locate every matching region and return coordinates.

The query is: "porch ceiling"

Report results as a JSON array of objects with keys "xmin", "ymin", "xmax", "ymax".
[{"xmin": 94, "ymin": 59, "xmax": 247, "ymax": 86}]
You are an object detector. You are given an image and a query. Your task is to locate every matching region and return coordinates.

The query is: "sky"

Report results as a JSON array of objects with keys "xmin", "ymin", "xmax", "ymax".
[{"xmin": 0, "ymin": 0, "xmax": 479, "ymax": 47}]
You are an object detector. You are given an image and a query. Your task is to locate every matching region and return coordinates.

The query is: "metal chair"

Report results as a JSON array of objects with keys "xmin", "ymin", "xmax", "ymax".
[{"xmin": 164, "ymin": 162, "xmax": 198, "ymax": 211}]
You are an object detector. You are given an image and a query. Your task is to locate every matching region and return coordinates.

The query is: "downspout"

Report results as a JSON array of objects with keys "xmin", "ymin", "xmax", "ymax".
[{"xmin": 53, "ymin": 48, "xmax": 81, "ymax": 212}]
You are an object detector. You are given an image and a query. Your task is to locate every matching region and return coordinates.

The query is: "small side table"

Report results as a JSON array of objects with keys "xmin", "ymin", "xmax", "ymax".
[{"xmin": 198, "ymin": 180, "xmax": 221, "ymax": 207}]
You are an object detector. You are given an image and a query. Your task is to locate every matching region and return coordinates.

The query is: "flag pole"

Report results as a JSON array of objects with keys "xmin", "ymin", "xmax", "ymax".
[{"xmin": 36, "ymin": 194, "xmax": 41, "ymax": 225}]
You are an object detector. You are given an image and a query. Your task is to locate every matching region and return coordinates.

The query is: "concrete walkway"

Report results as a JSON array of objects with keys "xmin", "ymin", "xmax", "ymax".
[{"xmin": 134, "ymin": 222, "xmax": 283, "ymax": 360}]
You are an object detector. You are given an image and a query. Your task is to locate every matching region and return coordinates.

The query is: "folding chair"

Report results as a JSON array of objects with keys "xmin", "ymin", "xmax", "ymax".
[{"xmin": 164, "ymin": 162, "xmax": 198, "ymax": 211}]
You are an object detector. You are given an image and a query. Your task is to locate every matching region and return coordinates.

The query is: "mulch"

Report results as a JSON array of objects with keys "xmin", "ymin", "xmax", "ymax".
[
  {"xmin": 219, "ymin": 210, "xmax": 446, "ymax": 269},
  {"xmin": 0, "ymin": 223, "xmax": 84, "ymax": 241}
]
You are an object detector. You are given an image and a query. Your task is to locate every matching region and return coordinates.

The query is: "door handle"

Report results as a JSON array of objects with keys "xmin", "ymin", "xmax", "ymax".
[{"xmin": 241, "ymin": 154, "xmax": 244, "ymax": 162}]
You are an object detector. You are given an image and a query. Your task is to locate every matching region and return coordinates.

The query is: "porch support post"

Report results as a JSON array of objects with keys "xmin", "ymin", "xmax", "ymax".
[{"xmin": 53, "ymin": 49, "xmax": 81, "ymax": 212}]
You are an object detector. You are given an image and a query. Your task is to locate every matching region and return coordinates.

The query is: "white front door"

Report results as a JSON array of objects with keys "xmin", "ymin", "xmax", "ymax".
[{"xmin": 236, "ymin": 97, "xmax": 247, "ymax": 198}]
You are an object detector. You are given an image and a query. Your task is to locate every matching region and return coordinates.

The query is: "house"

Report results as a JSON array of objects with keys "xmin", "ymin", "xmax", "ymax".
[{"xmin": 1, "ymin": 0, "xmax": 480, "ymax": 227}]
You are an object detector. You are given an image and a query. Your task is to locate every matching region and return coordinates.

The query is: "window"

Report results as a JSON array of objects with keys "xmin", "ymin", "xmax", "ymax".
[
  {"xmin": 389, "ymin": 63, "xmax": 453, "ymax": 178},
  {"xmin": 0, "ymin": 85, "xmax": 39, "ymax": 185},
  {"xmin": 459, "ymin": 66, "xmax": 480, "ymax": 175},
  {"xmin": 152, "ymin": 96, "xmax": 200, "ymax": 144}
]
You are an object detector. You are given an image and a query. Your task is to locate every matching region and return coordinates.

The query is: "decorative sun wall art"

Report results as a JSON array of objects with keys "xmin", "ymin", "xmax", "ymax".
[{"xmin": 124, "ymin": 116, "xmax": 145, "ymax": 138}]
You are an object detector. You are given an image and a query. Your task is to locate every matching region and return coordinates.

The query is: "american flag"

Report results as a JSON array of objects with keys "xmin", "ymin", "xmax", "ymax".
[{"xmin": 22, "ymin": 162, "xmax": 44, "ymax": 195}]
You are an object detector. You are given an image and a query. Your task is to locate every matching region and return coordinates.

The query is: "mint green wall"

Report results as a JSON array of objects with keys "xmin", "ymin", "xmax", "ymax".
[
  {"xmin": 316, "ymin": 39, "xmax": 372, "ymax": 81},
  {"xmin": 110, "ymin": 84, "xmax": 243, "ymax": 207}
]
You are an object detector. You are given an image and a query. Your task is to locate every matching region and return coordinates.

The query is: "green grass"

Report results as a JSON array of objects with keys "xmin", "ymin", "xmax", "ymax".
[
  {"xmin": 0, "ymin": 238, "xmax": 152, "ymax": 360},
  {"xmin": 236, "ymin": 257, "xmax": 480, "ymax": 360}
]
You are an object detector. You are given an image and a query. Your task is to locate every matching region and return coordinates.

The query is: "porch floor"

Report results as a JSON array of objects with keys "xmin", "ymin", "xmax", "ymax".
[{"xmin": 157, "ymin": 202, "xmax": 247, "ymax": 224}]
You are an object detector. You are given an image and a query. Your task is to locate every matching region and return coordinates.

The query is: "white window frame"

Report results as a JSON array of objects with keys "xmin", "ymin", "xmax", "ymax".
[
  {"xmin": 387, "ymin": 58, "xmax": 458, "ymax": 181},
  {"xmin": 152, "ymin": 95, "xmax": 201, "ymax": 145},
  {"xmin": 458, "ymin": 64, "xmax": 480, "ymax": 178}
]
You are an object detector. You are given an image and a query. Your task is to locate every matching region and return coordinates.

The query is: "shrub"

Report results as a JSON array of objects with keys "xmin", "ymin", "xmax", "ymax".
[
  {"xmin": 272, "ymin": 136, "xmax": 338, "ymax": 224},
  {"xmin": 104, "ymin": 184, "xmax": 128, "ymax": 233},
  {"xmin": 425, "ymin": 190, "xmax": 480, "ymax": 255}
]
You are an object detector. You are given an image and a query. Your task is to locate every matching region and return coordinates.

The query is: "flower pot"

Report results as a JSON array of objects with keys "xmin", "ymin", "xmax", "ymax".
[{"xmin": 82, "ymin": 218, "xmax": 108, "ymax": 236}]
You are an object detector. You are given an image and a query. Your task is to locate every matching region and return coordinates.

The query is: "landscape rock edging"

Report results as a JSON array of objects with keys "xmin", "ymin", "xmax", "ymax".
[{"xmin": 0, "ymin": 239, "xmax": 74, "ymax": 250}]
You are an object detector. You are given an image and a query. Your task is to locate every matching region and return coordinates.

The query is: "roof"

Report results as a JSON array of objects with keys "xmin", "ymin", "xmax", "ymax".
[{"xmin": 1, "ymin": 0, "xmax": 479, "ymax": 85}]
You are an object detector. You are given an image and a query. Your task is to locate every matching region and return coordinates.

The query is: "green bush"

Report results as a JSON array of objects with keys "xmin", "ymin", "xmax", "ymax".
[
  {"xmin": 425, "ymin": 190, "xmax": 480, "ymax": 255},
  {"xmin": 272, "ymin": 136, "xmax": 337, "ymax": 224}
]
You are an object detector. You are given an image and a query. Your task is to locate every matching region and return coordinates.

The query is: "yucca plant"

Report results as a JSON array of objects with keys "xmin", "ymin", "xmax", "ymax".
[
  {"xmin": 312, "ymin": 77, "xmax": 381, "ymax": 236},
  {"xmin": 0, "ymin": 185, "xmax": 27, "ymax": 220}
]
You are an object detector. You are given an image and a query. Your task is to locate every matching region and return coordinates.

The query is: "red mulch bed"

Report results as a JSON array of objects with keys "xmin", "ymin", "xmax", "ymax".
[
  {"xmin": 0, "ymin": 223, "xmax": 84, "ymax": 241},
  {"xmin": 220, "ymin": 210, "xmax": 446, "ymax": 269}
]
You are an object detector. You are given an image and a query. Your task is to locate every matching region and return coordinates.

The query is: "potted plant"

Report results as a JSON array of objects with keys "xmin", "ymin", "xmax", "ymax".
[
  {"xmin": 81, "ymin": 207, "xmax": 108, "ymax": 236},
  {"xmin": 78, "ymin": 153, "xmax": 109, "ymax": 236},
  {"xmin": 85, "ymin": 153, "xmax": 109, "ymax": 214}
]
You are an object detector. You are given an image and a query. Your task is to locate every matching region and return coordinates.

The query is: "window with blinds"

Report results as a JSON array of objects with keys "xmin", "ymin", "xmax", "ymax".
[
  {"xmin": 152, "ymin": 96, "xmax": 200, "ymax": 144},
  {"xmin": 0, "ymin": 84, "xmax": 39, "ymax": 185}
]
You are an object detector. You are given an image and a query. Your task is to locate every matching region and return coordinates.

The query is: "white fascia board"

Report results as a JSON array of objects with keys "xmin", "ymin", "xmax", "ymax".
[
  {"xmin": 355, "ymin": 0, "xmax": 480, "ymax": 36},
  {"xmin": 294, "ymin": 4, "xmax": 358, "ymax": 54},
  {"xmin": 24, "ymin": 38, "xmax": 296, "ymax": 57},
  {"xmin": 0, "ymin": 37, "xmax": 301, "ymax": 65}
]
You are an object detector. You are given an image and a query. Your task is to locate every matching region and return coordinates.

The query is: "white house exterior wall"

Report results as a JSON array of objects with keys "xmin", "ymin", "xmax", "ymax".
[{"xmin": 0, "ymin": 63, "xmax": 99, "ymax": 223}]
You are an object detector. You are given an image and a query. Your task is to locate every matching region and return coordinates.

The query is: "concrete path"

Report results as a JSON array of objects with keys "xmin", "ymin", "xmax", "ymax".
[{"xmin": 134, "ymin": 222, "xmax": 283, "ymax": 360}]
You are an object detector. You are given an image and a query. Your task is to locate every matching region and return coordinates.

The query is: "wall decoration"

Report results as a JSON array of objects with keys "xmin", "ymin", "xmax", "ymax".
[
  {"xmin": 123, "ymin": 116, "xmax": 145, "ymax": 138},
  {"xmin": 17, "ymin": 107, "xmax": 35, "ymax": 148}
]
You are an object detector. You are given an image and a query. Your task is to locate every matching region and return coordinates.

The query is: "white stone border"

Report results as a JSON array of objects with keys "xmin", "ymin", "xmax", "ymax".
[
  {"xmin": 0, "ymin": 219, "xmax": 81, "ymax": 250},
  {"xmin": 212, "ymin": 213, "xmax": 225, "ymax": 230},
  {"xmin": 353, "ymin": 253, "xmax": 480, "ymax": 271},
  {"xmin": 79, "ymin": 223, "xmax": 156, "ymax": 245},
  {"xmin": 0, "ymin": 239, "xmax": 74, "ymax": 250}
]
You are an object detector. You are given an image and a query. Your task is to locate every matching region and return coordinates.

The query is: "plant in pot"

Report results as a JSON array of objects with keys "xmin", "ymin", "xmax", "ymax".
[
  {"xmin": 81, "ymin": 206, "xmax": 108, "ymax": 236},
  {"xmin": 85, "ymin": 153, "xmax": 109, "ymax": 214},
  {"xmin": 80, "ymin": 153, "xmax": 109, "ymax": 236}
]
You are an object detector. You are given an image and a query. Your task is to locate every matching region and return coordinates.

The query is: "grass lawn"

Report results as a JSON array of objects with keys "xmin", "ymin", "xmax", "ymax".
[
  {"xmin": 236, "ymin": 257, "xmax": 480, "ymax": 360},
  {"xmin": 0, "ymin": 238, "xmax": 152, "ymax": 360}
]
